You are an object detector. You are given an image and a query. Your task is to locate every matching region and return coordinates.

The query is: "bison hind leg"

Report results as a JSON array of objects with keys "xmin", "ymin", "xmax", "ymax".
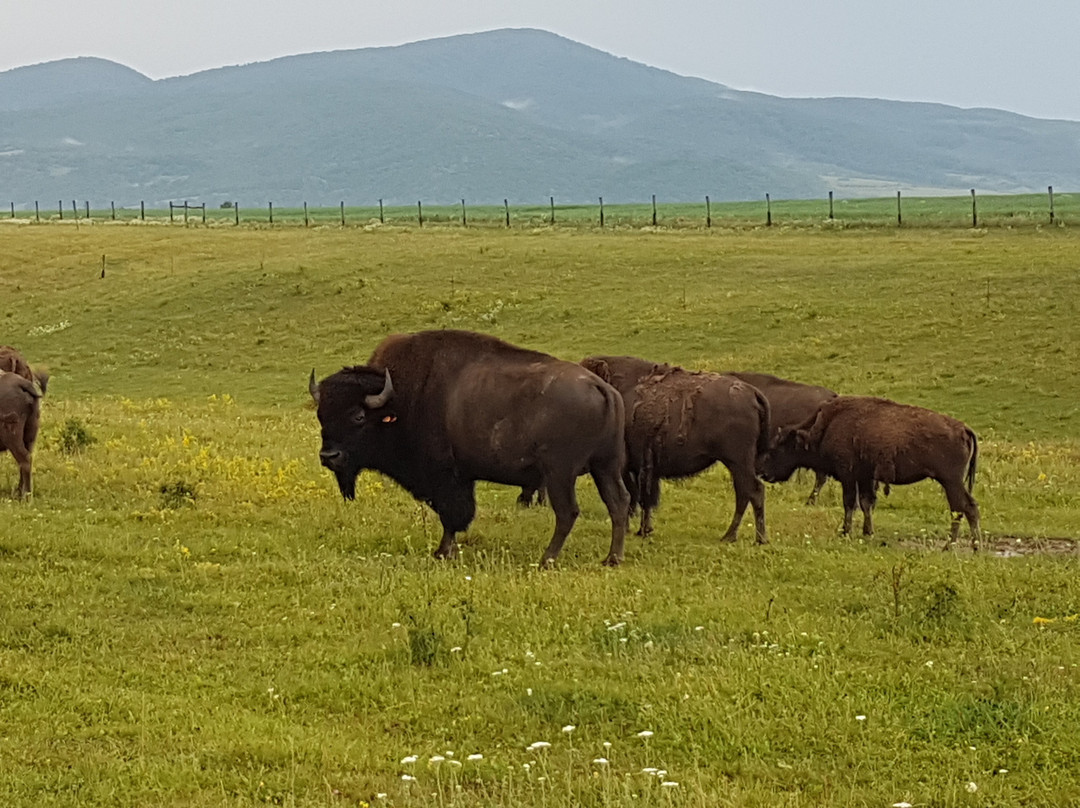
[
  {"xmin": 857, "ymin": 477, "xmax": 878, "ymax": 536},
  {"xmin": 941, "ymin": 481, "xmax": 981, "ymax": 551},
  {"xmin": 539, "ymin": 476, "xmax": 581, "ymax": 568}
]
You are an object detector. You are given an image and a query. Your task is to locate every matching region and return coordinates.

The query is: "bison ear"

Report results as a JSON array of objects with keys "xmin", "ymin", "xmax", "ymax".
[
  {"xmin": 795, "ymin": 429, "xmax": 813, "ymax": 451},
  {"xmin": 308, "ymin": 369, "xmax": 320, "ymax": 406},
  {"xmin": 589, "ymin": 359, "xmax": 612, "ymax": 383}
]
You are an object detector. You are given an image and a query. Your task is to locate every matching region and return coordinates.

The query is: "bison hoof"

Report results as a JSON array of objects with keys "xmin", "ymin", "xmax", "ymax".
[
  {"xmin": 601, "ymin": 554, "xmax": 622, "ymax": 567},
  {"xmin": 719, "ymin": 534, "xmax": 738, "ymax": 543},
  {"xmin": 433, "ymin": 547, "xmax": 458, "ymax": 561},
  {"xmin": 754, "ymin": 536, "xmax": 769, "ymax": 546}
]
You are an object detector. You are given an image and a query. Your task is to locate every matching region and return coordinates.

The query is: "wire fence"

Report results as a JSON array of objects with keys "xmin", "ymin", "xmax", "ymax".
[{"xmin": 4, "ymin": 188, "xmax": 1075, "ymax": 231}]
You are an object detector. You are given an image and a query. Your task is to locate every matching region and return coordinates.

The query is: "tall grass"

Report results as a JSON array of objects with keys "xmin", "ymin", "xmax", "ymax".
[{"xmin": 1, "ymin": 224, "xmax": 1078, "ymax": 806}]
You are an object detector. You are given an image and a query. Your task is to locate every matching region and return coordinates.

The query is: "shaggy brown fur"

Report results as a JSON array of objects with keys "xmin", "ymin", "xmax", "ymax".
[
  {"xmin": 0, "ymin": 371, "xmax": 44, "ymax": 498},
  {"xmin": 723, "ymin": 371, "xmax": 838, "ymax": 504},
  {"xmin": 581, "ymin": 355, "xmax": 771, "ymax": 544},
  {"xmin": 760, "ymin": 395, "xmax": 980, "ymax": 549},
  {"xmin": 311, "ymin": 330, "xmax": 630, "ymax": 566}
]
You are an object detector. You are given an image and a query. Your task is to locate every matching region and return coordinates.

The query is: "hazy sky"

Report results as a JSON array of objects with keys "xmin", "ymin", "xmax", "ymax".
[{"xmin": 4, "ymin": 0, "xmax": 1079, "ymax": 121}]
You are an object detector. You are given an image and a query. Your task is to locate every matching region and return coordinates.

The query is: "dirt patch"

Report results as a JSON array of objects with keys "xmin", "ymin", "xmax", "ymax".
[{"xmin": 896, "ymin": 535, "xmax": 1078, "ymax": 557}]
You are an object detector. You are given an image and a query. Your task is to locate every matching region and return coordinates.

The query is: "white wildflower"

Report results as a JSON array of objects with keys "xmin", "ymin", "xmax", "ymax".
[
  {"xmin": 637, "ymin": 730, "xmax": 654, "ymax": 739},
  {"xmin": 400, "ymin": 755, "xmax": 418, "ymax": 764},
  {"xmin": 966, "ymin": 781, "xmax": 978, "ymax": 792}
]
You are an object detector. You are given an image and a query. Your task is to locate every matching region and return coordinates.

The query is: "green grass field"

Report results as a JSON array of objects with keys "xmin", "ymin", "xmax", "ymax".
[{"xmin": 2, "ymin": 221, "xmax": 1079, "ymax": 806}]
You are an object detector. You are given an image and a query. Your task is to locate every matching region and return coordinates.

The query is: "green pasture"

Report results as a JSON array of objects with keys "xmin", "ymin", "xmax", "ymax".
[
  {"xmin": 1, "ymin": 222, "xmax": 1079, "ymax": 806},
  {"xmin": 9, "ymin": 190, "xmax": 1078, "ymax": 230}
]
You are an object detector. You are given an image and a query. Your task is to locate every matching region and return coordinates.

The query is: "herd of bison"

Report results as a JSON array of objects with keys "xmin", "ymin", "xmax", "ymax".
[{"xmin": 3, "ymin": 330, "xmax": 981, "ymax": 566}]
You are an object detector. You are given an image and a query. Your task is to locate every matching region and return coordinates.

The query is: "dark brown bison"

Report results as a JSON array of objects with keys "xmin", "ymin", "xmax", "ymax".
[
  {"xmin": 0, "ymin": 370, "xmax": 46, "ymax": 498},
  {"xmin": 0, "ymin": 345, "xmax": 34, "ymax": 381},
  {"xmin": 759, "ymin": 395, "xmax": 980, "ymax": 549},
  {"xmin": 581, "ymin": 355, "xmax": 770, "ymax": 544},
  {"xmin": 310, "ymin": 330, "xmax": 631, "ymax": 567},
  {"xmin": 723, "ymin": 372, "xmax": 838, "ymax": 504}
]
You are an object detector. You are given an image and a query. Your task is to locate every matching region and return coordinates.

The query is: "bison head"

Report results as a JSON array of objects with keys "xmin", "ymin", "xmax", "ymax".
[
  {"xmin": 758, "ymin": 426, "xmax": 815, "ymax": 483},
  {"xmin": 309, "ymin": 366, "xmax": 396, "ymax": 500}
]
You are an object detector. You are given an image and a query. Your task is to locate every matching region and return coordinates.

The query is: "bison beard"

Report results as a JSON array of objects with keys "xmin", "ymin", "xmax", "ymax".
[{"xmin": 310, "ymin": 330, "xmax": 631, "ymax": 567}]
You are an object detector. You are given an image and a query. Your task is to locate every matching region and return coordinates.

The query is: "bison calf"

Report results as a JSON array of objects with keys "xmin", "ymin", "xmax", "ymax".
[
  {"xmin": 760, "ymin": 395, "xmax": 980, "ymax": 549},
  {"xmin": 0, "ymin": 370, "xmax": 46, "ymax": 498}
]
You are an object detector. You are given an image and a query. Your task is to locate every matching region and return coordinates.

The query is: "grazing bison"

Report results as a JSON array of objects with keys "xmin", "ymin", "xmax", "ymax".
[
  {"xmin": 0, "ymin": 345, "xmax": 34, "ymax": 381},
  {"xmin": 759, "ymin": 395, "xmax": 980, "ymax": 549},
  {"xmin": 310, "ymin": 330, "xmax": 631, "ymax": 567},
  {"xmin": 723, "ymin": 372, "xmax": 838, "ymax": 504},
  {"xmin": 581, "ymin": 355, "xmax": 770, "ymax": 544},
  {"xmin": 0, "ymin": 370, "xmax": 46, "ymax": 498}
]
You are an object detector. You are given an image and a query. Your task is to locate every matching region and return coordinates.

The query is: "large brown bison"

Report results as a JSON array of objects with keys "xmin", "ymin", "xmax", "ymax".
[
  {"xmin": 723, "ymin": 372, "xmax": 838, "ymax": 504},
  {"xmin": 0, "ymin": 345, "xmax": 34, "ymax": 381},
  {"xmin": 759, "ymin": 395, "xmax": 980, "ymax": 549},
  {"xmin": 310, "ymin": 330, "xmax": 631, "ymax": 567},
  {"xmin": 0, "ymin": 370, "xmax": 46, "ymax": 498},
  {"xmin": 581, "ymin": 355, "xmax": 770, "ymax": 544}
]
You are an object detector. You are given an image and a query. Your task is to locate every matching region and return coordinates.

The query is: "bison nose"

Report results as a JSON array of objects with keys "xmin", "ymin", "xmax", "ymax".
[{"xmin": 319, "ymin": 448, "xmax": 343, "ymax": 469}]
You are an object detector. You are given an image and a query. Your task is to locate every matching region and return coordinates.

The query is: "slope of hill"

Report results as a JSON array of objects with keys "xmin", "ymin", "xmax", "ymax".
[{"xmin": 1, "ymin": 29, "xmax": 1078, "ymax": 206}]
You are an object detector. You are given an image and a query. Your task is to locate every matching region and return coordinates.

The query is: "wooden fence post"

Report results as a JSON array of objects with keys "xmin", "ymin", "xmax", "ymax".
[
  {"xmin": 971, "ymin": 189, "xmax": 977, "ymax": 228},
  {"xmin": 235, "ymin": 203, "xmax": 240, "ymax": 226},
  {"xmin": 550, "ymin": 196, "xmax": 555, "ymax": 226},
  {"xmin": 59, "ymin": 200, "xmax": 63, "ymax": 220},
  {"xmin": 35, "ymin": 201, "xmax": 40, "ymax": 222},
  {"xmin": 461, "ymin": 199, "xmax": 467, "ymax": 227},
  {"xmin": 897, "ymin": 191, "xmax": 902, "ymax": 226},
  {"xmin": 1049, "ymin": 185, "xmax": 1055, "ymax": 224},
  {"xmin": 201, "ymin": 203, "xmax": 206, "ymax": 224},
  {"xmin": 269, "ymin": 201, "xmax": 274, "ymax": 225},
  {"xmin": 85, "ymin": 201, "xmax": 90, "ymax": 220},
  {"xmin": 72, "ymin": 200, "xmax": 78, "ymax": 219},
  {"xmin": 706, "ymin": 195, "xmax": 711, "ymax": 228},
  {"xmin": 504, "ymin": 199, "xmax": 510, "ymax": 228},
  {"xmin": 766, "ymin": 193, "xmax": 772, "ymax": 227},
  {"xmin": 828, "ymin": 191, "xmax": 834, "ymax": 220},
  {"xmin": 652, "ymin": 194, "xmax": 657, "ymax": 226},
  {"xmin": 140, "ymin": 201, "xmax": 144, "ymax": 221},
  {"xmin": 304, "ymin": 202, "xmax": 309, "ymax": 227},
  {"xmin": 379, "ymin": 199, "xmax": 384, "ymax": 224},
  {"xmin": 340, "ymin": 201, "xmax": 345, "ymax": 227},
  {"xmin": 9, "ymin": 202, "xmax": 13, "ymax": 219},
  {"xmin": 417, "ymin": 201, "xmax": 423, "ymax": 227},
  {"xmin": 111, "ymin": 201, "xmax": 116, "ymax": 221},
  {"xmin": 599, "ymin": 197, "xmax": 604, "ymax": 228}
]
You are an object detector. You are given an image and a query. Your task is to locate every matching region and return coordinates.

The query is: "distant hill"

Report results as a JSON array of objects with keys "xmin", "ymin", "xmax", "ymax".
[{"xmin": 1, "ymin": 28, "xmax": 1078, "ymax": 207}]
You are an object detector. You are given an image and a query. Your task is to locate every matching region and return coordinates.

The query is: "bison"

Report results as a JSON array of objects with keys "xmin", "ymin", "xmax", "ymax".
[
  {"xmin": 759, "ymin": 395, "xmax": 980, "ymax": 549},
  {"xmin": 723, "ymin": 372, "xmax": 838, "ymax": 504},
  {"xmin": 0, "ymin": 369, "xmax": 46, "ymax": 498},
  {"xmin": 0, "ymin": 345, "xmax": 34, "ymax": 381},
  {"xmin": 310, "ymin": 330, "xmax": 631, "ymax": 567},
  {"xmin": 581, "ymin": 355, "xmax": 770, "ymax": 544}
]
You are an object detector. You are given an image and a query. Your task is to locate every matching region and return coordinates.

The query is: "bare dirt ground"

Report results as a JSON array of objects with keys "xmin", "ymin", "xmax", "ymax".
[{"xmin": 895, "ymin": 535, "xmax": 1079, "ymax": 557}]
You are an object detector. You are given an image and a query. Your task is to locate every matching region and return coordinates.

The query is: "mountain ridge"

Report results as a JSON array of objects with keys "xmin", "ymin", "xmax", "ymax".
[{"xmin": 1, "ymin": 28, "xmax": 1078, "ymax": 207}]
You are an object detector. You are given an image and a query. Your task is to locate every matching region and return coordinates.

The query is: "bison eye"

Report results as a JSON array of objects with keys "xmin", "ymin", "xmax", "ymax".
[{"xmin": 351, "ymin": 410, "xmax": 367, "ymax": 425}]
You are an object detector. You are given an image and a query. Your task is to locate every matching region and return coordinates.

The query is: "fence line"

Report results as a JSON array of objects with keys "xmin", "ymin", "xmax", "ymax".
[{"xmin": 3, "ymin": 187, "xmax": 1071, "ymax": 230}]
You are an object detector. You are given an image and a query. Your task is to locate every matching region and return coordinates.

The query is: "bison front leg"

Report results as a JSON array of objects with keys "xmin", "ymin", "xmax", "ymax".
[
  {"xmin": 805, "ymin": 471, "xmax": 829, "ymax": 505},
  {"xmin": 432, "ymin": 484, "xmax": 476, "ymax": 560}
]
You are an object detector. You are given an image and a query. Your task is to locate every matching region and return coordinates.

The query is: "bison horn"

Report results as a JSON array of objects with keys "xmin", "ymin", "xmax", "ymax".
[
  {"xmin": 364, "ymin": 368, "xmax": 394, "ymax": 409},
  {"xmin": 308, "ymin": 368, "xmax": 320, "ymax": 405}
]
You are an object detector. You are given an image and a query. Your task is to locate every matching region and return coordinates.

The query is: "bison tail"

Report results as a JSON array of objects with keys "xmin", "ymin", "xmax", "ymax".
[
  {"xmin": 754, "ymin": 389, "xmax": 772, "ymax": 465},
  {"xmin": 966, "ymin": 428, "xmax": 978, "ymax": 491}
]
